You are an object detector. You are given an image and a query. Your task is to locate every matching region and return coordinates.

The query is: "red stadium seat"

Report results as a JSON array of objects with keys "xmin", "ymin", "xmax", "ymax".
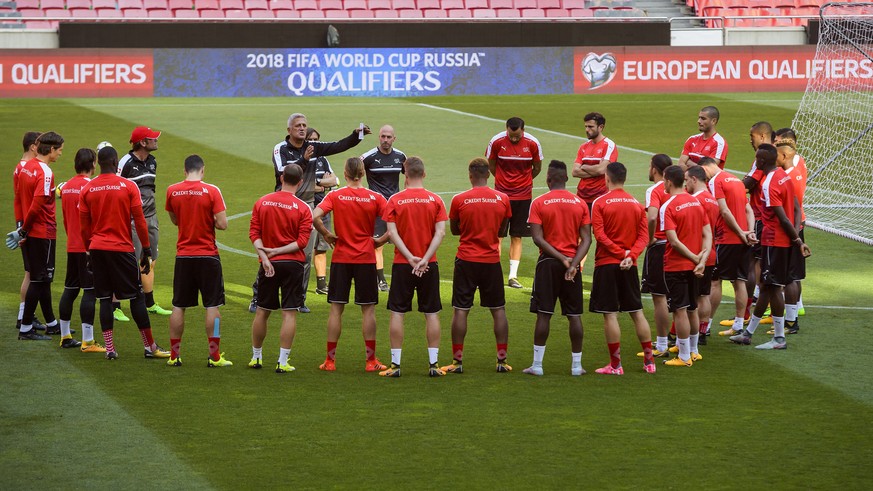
[
  {"xmin": 465, "ymin": 0, "xmax": 487, "ymax": 8},
  {"xmin": 345, "ymin": 0, "xmax": 367, "ymax": 9},
  {"xmin": 417, "ymin": 0, "xmax": 440, "ymax": 9},
  {"xmin": 225, "ymin": 8, "xmax": 250, "ymax": 16},
  {"xmin": 368, "ymin": 0, "xmax": 391, "ymax": 8},
  {"xmin": 248, "ymin": 7, "xmax": 272, "ymax": 15},
  {"xmin": 169, "ymin": 0, "xmax": 194, "ymax": 10},
  {"xmin": 15, "ymin": 0, "xmax": 40, "ymax": 9},
  {"xmin": 71, "ymin": 8, "xmax": 98, "ymax": 17},
  {"xmin": 423, "ymin": 8, "xmax": 446, "ymax": 16},
  {"xmin": 67, "ymin": 0, "xmax": 91, "ymax": 10},
  {"xmin": 320, "ymin": 0, "xmax": 342, "ymax": 9},
  {"xmin": 398, "ymin": 8, "xmax": 422, "ymax": 16},
  {"xmin": 119, "ymin": 0, "xmax": 146, "ymax": 9},
  {"xmin": 544, "ymin": 7, "xmax": 567, "ymax": 16},
  {"xmin": 472, "ymin": 7, "xmax": 495, "ymax": 16},
  {"xmin": 44, "ymin": 8, "xmax": 72, "ymax": 17},
  {"xmin": 294, "ymin": 0, "xmax": 317, "ymax": 9},
  {"xmin": 40, "ymin": 0, "xmax": 65, "ymax": 9},
  {"xmin": 374, "ymin": 8, "xmax": 397, "ymax": 16},
  {"xmin": 567, "ymin": 7, "xmax": 592, "ymax": 16},
  {"xmin": 537, "ymin": 0, "xmax": 560, "ymax": 8},
  {"xmin": 268, "ymin": 0, "xmax": 293, "ymax": 10},
  {"xmin": 274, "ymin": 8, "xmax": 299, "ymax": 16},
  {"xmin": 18, "ymin": 8, "xmax": 43, "ymax": 16},
  {"xmin": 447, "ymin": 8, "xmax": 470, "ymax": 16},
  {"xmin": 514, "ymin": 0, "xmax": 535, "ymax": 9},
  {"xmin": 96, "ymin": 8, "xmax": 122, "ymax": 17},
  {"xmin": 300, "ymin": 9, "xmax": 326, "ymax": 16},
  {"xmin": 349, "ymin": 8, "xmax": 373, "ymax": 16},
  {"xmin": 489, "ymin": 0, "xmax": 512, "ymax": 9},
  {"xmin": 442, "ymin": 0, "xmax": 463, "ymax": 8},
  {"xmin": 393, "ymin": 0, "xmax": 415, "ymax": 9},
  {"xmin": 123, "ymin": 7, "xmax": 149, "ymax": 16},
  {"xmin": 220, "ymin": 0, "xmax": 245, "ymax": 9},
  {"xmin": 244, "ymin": 0, "xmax": 267, "ymax": 9},
  {"xmin": 93, "ymin": 0, "xmax": 119, "ymax": 9},
  {"xmin": 496, "ymin": 7, "xmax": 520, "ymax": 16},
  {"xmin": 144, "ymin": 0, "xmax": 170, "ymax": 10},
  {"xmin": 199, "ymin": 8, "xmax": 224, "ymax": 15},
  {"xmin": 322, "ymin": 9, "xmax": 349, "ymax": 16},
  {"xmin": 194, "ymin": 0, "xmax": 220, "ymax": 9}
]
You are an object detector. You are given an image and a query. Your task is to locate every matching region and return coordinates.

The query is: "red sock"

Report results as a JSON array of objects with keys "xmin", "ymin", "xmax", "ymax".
[
  {"xmin": 208, "ymin": 336, "xmax": 220, "ymax": 361},
  {"xmin": 365, "ymin": 339, "xmax": 376, "ymax": 361},
  {"xmin": 607, "ymin": 342, "xmax": 621, "ymax": 368},
  {"xmin": 496, "ymin": 343, "xmax": 507, "ymax": 361},
  {"xmin": 170, "ymin": 337, "xmax": 181, "ymax": 359},
  {"xmin": 139, "ymin": 328, "xmax": 155, "ymax": 350},
  {"xmin": 699, "ymin": 321, "xmax": 708, "ymax": 336},
  {"xmin": 744, "ymin": 296, "xmax": 754, "ymax": 320},
  {"xmin": 103, "ymin": 330, "xmax": 115, "ymax": 352},
  {"xmin": 640, "ymin": 340, "xmax": 654, "ymax": 365},
  {"xmin": 327, "ymin": 341, "xmax": 337, "ymax": 361},
  {"xmin": 452, "ymin": 343, "xmax": 464, "ymax": 362},
  {"xmin": 670, "ymin": 322, "xmax": 676, "ymax": 335}
]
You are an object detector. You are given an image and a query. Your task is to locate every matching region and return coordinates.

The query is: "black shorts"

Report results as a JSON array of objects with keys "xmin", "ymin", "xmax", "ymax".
[
  {"xmin": 315, "ymin": 212, "xmax": 332, "ymax": 252},
  {"xmin": 451, "ymin": 258, "xmax": 505, "ymax": 310},
  {"xmin": 752, "ymin": 220, "xmax": 764, "ymax": 260},
  {"xmin": 509, "ymin": 199, "xmax": 531, "ymax": 238},
  {"xmin": 257, "ymin": 260, "xmax": 305, "ymax": 311},
  {"xmin": 698, "ymin": 265, "xmax": 715, "ymax": 296},
  {"xmin": 22, "ymin": 237, "xmax": 56, "ymax": 283},
  {"xmin": 64, "ymin": 252, "xmax": 93, "ymax": 290},
  {"xmin": 373, "ymin": 216, "xmax": 388, "ymax": 238},
  {"xmin": 132, "ymin": 213, "xmax": 160, "ymax": 261},
  {"xmin": 328, "ymin": 262, "xmax": 379, "ymax": 305},
  {"xmin": 665, "ymin": 270, "xmax": 699, "ymax": 312},
  {"xmin": 90, "ymin": 249, "xmax": 142, "ymax": 300},
  {"xmin": 761, "ymin": 245, "xmax": 792, "ymax": 287},
  {"xmin": 640, "ymin": 241, "xmax": 667, "ymax": 296},
  {"xmin": 714, "ymin": 243, "xmax": 751, "ymax": 281},
  {"xmin": 530, "ymin": 255, "xmax": 583, "ymax": 316},
  {"xmin": 387, "ymin": 262, "xmax": 442, "ymax": 314},
  {"xmin": 589, "ymin": 263, "xmax": 643, "ymax": 314},
  {"xmin": 790, "ymin": 229, "xmax": 806, "ymax": 281},
  {"xmin": 20, "ymin": 246, "xmax": 28, "ymax": 272},
  {"xmin": 173, "ymin": 256, "xmax": 225, "ymax": 308}
]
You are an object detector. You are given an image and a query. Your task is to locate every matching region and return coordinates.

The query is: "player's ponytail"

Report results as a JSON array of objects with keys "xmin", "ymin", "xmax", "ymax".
[{"xmin": 345, "ymin": 157, "xmax": 364, "ymax": 181}]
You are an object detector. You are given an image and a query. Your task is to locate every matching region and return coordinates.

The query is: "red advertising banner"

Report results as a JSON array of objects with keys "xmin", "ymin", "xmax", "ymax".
[
  {"xmin": 0, "ymin": 49, "xmax": 153, "ymax": 97},
  {"xmin": 573, "ymin": 45, "xmax": 862, "ymax": 93}
]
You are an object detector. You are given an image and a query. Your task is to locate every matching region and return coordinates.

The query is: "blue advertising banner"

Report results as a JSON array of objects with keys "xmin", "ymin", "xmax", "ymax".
[{"xmin": 154, "ymin": 47, "xmax": 574, "ymax": 97}]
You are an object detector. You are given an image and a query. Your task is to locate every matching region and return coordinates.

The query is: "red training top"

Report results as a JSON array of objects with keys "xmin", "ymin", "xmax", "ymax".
[
  {"xmin": 528, "ymin": 189, "xmax": 591, "ymax": 258},
  {"xmin": 316, "ymin": 186, "xmax": 387, "ymax": 264},
  {"xmin": 165, "ymin": 180, "xmax": 226, "ymax": 257},
  {"xmin": 682, "ymin": 132, "xmax": 729, "ymax": 168},
  {"xmin": 693, "ymin": 189, "xmax": 719, "ymax": 267},
  {"xmin": 660, "ymin": 192, "xmax": 709, "ymax": 272},
  {"xmin": 61, "ymin": 175, "xmax": 90, "ymax": 253},
  {"xmin": 18, "ymin": 158, "xmax": 56, "ymax": 240},
  {"xmin": 759, "ymin": 167, "xmax": 796, "ymax": 248},
  {"xmin": 249, "ymin": 190, "xmax": 312, "ymax": 262},
  {"xmin": 645, "ymin": 180, "xmax": 669, "ymax": 241},
  {"xmin": 383, "ymin": 187, "xmax": 448, "ymax": 264},
  {"xmin": 575, "ymin": 137, "xmax": 618, "ymax": 203},
  {"xmin": 450, "ymin": 186, "xmax": 512, "ymax": 263},
  {"xmin": 591, "ymin": 188, "xmax": 647, "ymax": 267},
  {"xmin": 485, "ymin": 131, "xmax": 543, "ymax": 201},
  {"xmin": 707, "ymin": 170, "xmax": 749, "ymax": 245},
  {"xmin": 12, "ymin": 159, "xmax": 26, "ymax": 224},
  {"xmin": 79, "ymin": 173, "xmax": 148, "ymax": 252}
]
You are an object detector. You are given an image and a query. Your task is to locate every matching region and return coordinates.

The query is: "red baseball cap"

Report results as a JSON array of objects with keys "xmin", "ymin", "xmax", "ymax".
[{"xmin": 130, "ymin": 126, "xmax": 161, "ymax": 143}]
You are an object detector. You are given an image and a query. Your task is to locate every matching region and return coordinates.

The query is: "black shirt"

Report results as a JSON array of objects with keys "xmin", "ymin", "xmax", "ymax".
[
  {"xmin": 361, "ymin": 147, "xmax": 406, "ymax": 200},
  {"xmin": 272, "ymin": 130, "xmax": 362, "ymax": 205},
  {"xmin": 117, "ymin": 151, "xmax": 157, "ymax": 217}
]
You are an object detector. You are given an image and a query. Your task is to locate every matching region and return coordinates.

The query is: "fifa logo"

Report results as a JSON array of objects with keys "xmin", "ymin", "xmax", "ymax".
[{"xmin": 580, "ymin": 52, "xmax": 617, "ymax": 90}]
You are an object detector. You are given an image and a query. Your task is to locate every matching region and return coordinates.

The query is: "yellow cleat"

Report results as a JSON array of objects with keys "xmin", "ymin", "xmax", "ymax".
[
  {"xmin": 80, "ymin": 341, "xmax": 106, "ymax": 353},
  {"xmin": 664, "ymin": 356, "xmax": 693, "ymax": 367},
  {"xmin": 207, "ymin": 353, "xmax": 233, "ymax": 367},
  {"xmin": 760, "ymin": 316, "xmax": 773, "ymax": 325},
  {"xmin": 691, "ymin": 352, "xmax": 703, "ymax": 361},
  {"xmin": 719, "ymin": 327, "xmax": 742, "ymax": 336}
]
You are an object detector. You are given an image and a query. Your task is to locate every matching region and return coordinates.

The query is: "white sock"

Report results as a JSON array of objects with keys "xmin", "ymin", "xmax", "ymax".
[
  {"xmin": 798, "ymin": 296, "xmax": 804, "ymax": 309},
  {"xmin": 785, "ymin": 304, "xmax": 798, "ymax": 322},
  {"xmin": 20, "ymin": 323, "xmax": 32, "ymax": 333},
  {"xmin": 733, "ymin": 317, "xmax": 745, "ymax": 331},
  {"xmin": 427, "ymin": 347, "xmax": 439, "ymax": 365},
  {"xmin": 532, "ymin": 344, "xmax": 546, "ymax": 367},
  {"xmin": 773, "ymin": 316, "xmax": 785, "ymax": 338},
  {"xmin": 252, "ymin": 346, "xmax": 263, "ymax": 360},
  {"xmin": 571, "ymin": 351, "xmax": 582, "ymax": 368},
  {"xmin": 706, "ymin": 319, "xmax": 713, "ymax": 331},
  {"xmin": 391, "ymin": 348, "xmax": 402, "ymax": 366},
  {"xmin": 747, "ymin": 315, "xmax": 762, "ymax": 334},
  {"xmin": 690, "ymin": 333, "xmax": 699, "ymax": 354},
  {"xmin": 656, "ymin": 336, "xmax": 668, "ymax": 352},
  {"xmin": 278, "ymin": 347, "xmax": 291, "ymax": 366},
  {"xmin": 677, "ymin": 337, "xmax": 690, "ymax": 361},
  {"xmin": 509, "ymin": 260, "xmax": 520, "ymax": 279},
  {"xmin": 45, "ymin": 319, "xmax": 58, "ymax": 328},
  {"xmin": 82, "ymin": 324, "xmax": 94, "ymax": 343},
  {"xmin": 18, "ymin": 302, "xmax": 25, "ymax": 321},
  {"xmin": 60, "ymin": 319, "xmax": 71, "ymax": 337},
  {"xmin": 753, "ymin": 285, "xmax": 760, "ymax": 299}
]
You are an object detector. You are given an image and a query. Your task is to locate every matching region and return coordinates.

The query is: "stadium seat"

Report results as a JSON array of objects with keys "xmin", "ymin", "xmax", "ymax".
[
  {"xmin": 447, "ymin": 8, "xmax": 470, "ymax": 17},
  {"xmin": 97, "ymin": 8, "xmax": 122, "ymax": 17},
  {"xmin": 195, "ymin": 0, "xmax": 219, "ymax": 9},
  {"xmin": 118, "ymin": 0, "xmax": 145, "ymax": 9},
  {"xmin": 417, "ymin": 0, "xmax": 439, "ymax": 9},
  {"xmin": 71, "ymin": 8, "xmax": 98, "ymax": 17},
  {"xmin": 544, "ymin": 7, "xmax": 567, "ymax": 16},
  {"xmin": 40, "ymin": 0, "xmax": 64, "ymax": 9},
  {"xmin": 15, "ymin": 0, "xmax": 39, "ymax": 9},
  {"xmin": 43, "ymin": 8, "xmax": 71, "ymax": 17},
  {"xmin": 224, "ymin": 8, "xmax": 248, "ymax": 16},
  {"xmin": 174, "ymin": 7, "xmax": 199, "ymax": 15},
  {"xmin": 66, "ymin": 0, "xmax": 91, "ymax": 10},
  {"xmin": 489, "ymin": 0, "xmax": 512, "ymax": 8},
  {"xmin": 471, "ymin": 7, "xmax": 494, "ymax": 16},
  {"xmin": 18, "ymin": 7, "xmax": 42, "ymax": 16},
  {"xmin": 169, "ymin": 0, "xmax": 194, "ymax": 10},
  {"xmin": 373, "ymin": 8, "xmax": 397, "ymax": 16},
  {"xmin": 144, "ymin": 0, "xmax": 170, "ymax": 10},
  {"xmin": 199, "ymin": 8, "xmax": 224, "ymax": 15},
  {"xmin": 519, "ymin": 7, "xmax": 543, "ymax": 16},
  {"xmin": 349, "ymin": 8, "xmax": 372, "ymax": 16},
  {"xmin": 219, "ymin": 0, "xmax": 244, "ymax": 10},
  {"xmin": 568, "ymin": 7, "xmax": 592, "ymax": 16},
  {"xmin": 368, "ymin": 0, "xmax": 391, "ymax": 9},
  {"xmin": 537, "ymin": 0, "xmax": 560, "ymax": 9},
  {"xmin": 495, "ymin": 7, "xmax": 519, "ymax": 16},
  {"xmin": 393, "ymin": 0, "xmax": 415, "ymax": 9},
  {"xmin": 343, "ymin": 0, "xmax": 366, "ymax": 9},
  {"xmin": 294, "ymin": 0, "xmax": 317, "ymax": 9},
  {"xmin": 514, "ymin": 0, "xmax": 535, "ymax": 9},
  {"xmin": 146, "ymin": 7, "xmax": 172, "ymax": 15},
  {"xmin": 465, "ymin": 0, "xmax": 486, "ymax": 8},
  {"xmin": 300, "ymin": 9, "xmax": 326, "ymax": 16},
  {"xmin": 398, "ymin": 8, "xmax": 422, "ymax": 16},
  {"xmin": 248, "ymin": 7, "xmax": 272, "ymax": 15},
  {"xmin": 273, "ymin": 8, "xmax": 298, "ymax": 16},
  {"xmin": 423, "ymin": 8, "xmax": 445, "ymax": 16},
  {"xmin": 122, "ymin": 7, "xmax": 149, "ymax": 16},
  {"xmin": 244, "ymin": 0, "xmax": 267, "ymax": 9},
  {"xmin": 322, "ymin": 8, "xmax": 348, "ymax": 16},
  {"xmin": 319, "ymin": 0, "xmax": 342, "ymax": 9},
  {"xmin": 442, "ymin": 0, "xmax": 462, "ymax": 8}
]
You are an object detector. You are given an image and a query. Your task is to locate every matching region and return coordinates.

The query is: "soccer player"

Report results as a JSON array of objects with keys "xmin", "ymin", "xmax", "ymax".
[
  {"xmin": 775, "ymin": 127, "xmax": 808, "ymax": 319},
  {"xmin": 731, "ymin": 144, "xmax": 810, "ymax": 349},
  {"xmin": 486, "ymin": 117, "xmax": 543, "ymax": 289},
  {"xmin": 640, "ymin": 154, "xmax": 672, "ymax": 357},
  {"xmin": 270, "ymin": 114, "xmax": 368, "ymax": 313},
  {"xmin": 305, "ymin": 128, "xmax": 339, "ymax": 296},
  {"xmin": 441, "ymin": 158, "xmax": 513, "ymax": 374},
  {"xmin": 9, "ymin": 132, "xmax": 64, "ymax": 341},
  {"xmin": 312, "ymin": 157, "xmax": 389, "ymax": 372},
  {"xmin": 248, "ymin": 164, "xmax": 312, "ymax": 373},
  {"xmin": 58, "ymin": 148, "xmax": 101, "ymax": 350},
  {"xmin": 522, "ymin": 160, "xmax": 592, "ymax": 377},
  {"xmin": 660, "ymin": 165, "xmax": 711, "ymax": 367},
  {"xmin": 79, "ymin": 146, "xmax": 171, "ymax": 360},
  {"xmin": 572, "ymin": 112, "xmax": 618, "ymax": 209},
  {"xmin": 117, "ymin": 126, "xmax": 172, "ymax": 316},
  {"xmin": 362, "ymin": 124, "xmax": 405, "ymax": 292},
  {"xmin": 589, "ymin": 162, "xmax": 654, "ymax": 375},
  {"xmin": 775, "ymin": 139, "xmax": 805, "ymax": 334},
  {"xmin": 379, "ymin": 156, "xmax": 448, "ymax": 378},
  {"xmin": 677, "ymin": 106, "xmax": 728, "ymax": 170},
  {"xmin": 684, "ymin": 164, "xmax": 720, "ymax": 345},
  {"xmin": 164, "ymin": 155, "xmax": 231, "ymax": 367}
]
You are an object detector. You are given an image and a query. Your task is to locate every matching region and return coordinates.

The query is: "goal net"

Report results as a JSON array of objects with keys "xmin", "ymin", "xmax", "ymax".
[{"xmin": 792, "ymin": 2, "xmax": 873, "ymax": 246}]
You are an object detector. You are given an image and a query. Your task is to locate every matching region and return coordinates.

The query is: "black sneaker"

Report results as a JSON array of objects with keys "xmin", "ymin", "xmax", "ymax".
[
  {"xmin": 786, "ymin": 321, "xmax": 800, "ymax": 335},
  {"xmin": 315, "ymin": 285, "xmax": 328, "ymax": 295},
  {"xmin": 44, "ymin": 324, "xmax": 61, "ymax": 335},
  {"xmin": 698, "ymin": 333, "xmax": 707, "ymax": 345},
  {"xmin": 19, "ymin": 329, "xmax": 51, "ymax": 341},
  {"xmin": 378, "ymin": 280, "xmax": 389, "ymax": 292},
  {"xmin": 667, "ymin": 332, "xmax": 677, "ymax": 347},
  {"xmin": 106, "ymin": 350, "xmax": 118, "ymax": 360},
  {"xmin": 33, "ymin": 317, "xmax": 47, "ymax": 331},
  {"xmin": 60, "ymin": 337, "xmax": 82, "ymax": 349}
]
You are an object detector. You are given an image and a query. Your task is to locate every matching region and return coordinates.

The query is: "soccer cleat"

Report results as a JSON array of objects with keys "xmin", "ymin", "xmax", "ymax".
[
  {"xmin": 691, "ymin": 352, "xmax": 703, "ymax": 361},
  {"xmin": 248, "ymin": 357, "xmax": 262, "ymax": 369},
  {"xmin": 275, "ymin": 362, "xmax": 296, "ymax": 373},
  {"xmin": 719, "ymin": 318, "xmax": 748, "ymax": 327},
  {"xmin": 644, "ymin": 363, "xmax": 656, "ymax": 374},
  {"xmin": 719, "ymin": 327, "xmax": 743, "ymax": 336},
  {"xmin": 763, "ymin": 306, "xmax": 771, "ymax": 317},
  {"xmin": 319, "ymin": 359, "xmax": 336, "ymax": 371},
  {"xmin": 106, "ymin": 350, "xmax": 118, "ymax": 360},
  {"xmin": 299, "ymin": 305, "xmax": 311, "ymax": 314},
  {"xmin": 523, "ymin": 365, "xmax": 544, "ymax": 376},
  {"xmin": 667, "ymin": 332, "xmax": 676, "ymax": 348},
  {"xmin": 428, "ymin": 364, "xmax": 446, "ymax": 377},
  {"xmin": 33, "ymin": 318, "xmax": 47, "ymax": 331},
  {"xmin": 669, "ymin": 345, "xmax": 679, "ymax": 354},
  {"xmin": 248, "ymin": 300, "xmax": 257, "ymax": 314},
  {"xmin": 44, "ymin": 324, "xmax": 61, "ymax": 335},
  {"xmin": 755, "ymin": 337, "xmax": 787, "ymax": 350},
  {"xmin": 798, "ymin": 307, "xmax": 806, "ymax": 316},
  {"xmin": 441, "ymin": 362, "xmax": 464, "ymax": 374},
  {"xmin": 594, "ymin": 364, "xmax": 624, "ymax": 375},
  {"xmin": 496, "ymin": 361, "xmax": 512, "ymax": 373},
  {"xmin": 636, "ymin": 348, "xmax": 669, "ymax": 358},
  {"xmin": 146, "ymin": 304, "xmax": 172, "ymax": 315},
  {"xmin": 207, "ymin": 353, "xmax": 233, "ymax": 367},
  {"xmin": 144, "ymin": 345, "xmax": 171, "ymax": 358},
  {"xmin": 378, "ymin": 280, "xmax": 389, "ymax": 292},
  {"xmin": 18, "ymin": 329, "xmax": 51, "ymax": 341},
  {"xmin": 167, "ymin": 357, "xmax": 182, "ymax": 367},
  {"xmin": 571, "ymin": 366, "xmax": 586, "ymax": 376},
  {"xmin": 760, "ymin": 316, "xmax": 773, "ymax": 325},
  {"xmin": 507, "ymin": 278, "xmax": 523, "ymax": 289},
  {"xmin": 365, "ymin": 358, "xmax": 387, "ymax": 372},
  {"xmin": 59, "ymin": 336, "xmax": 82, "ymax": 349},
  {"xmin": 664, "ymin": 356, "xmax": 693, "ymax": 367},
  {"xmin": 315, "ymin": 285, "xmax": 329, "ymax": 295},
  {"xmin": 786, "ymin": 323, "xmax": 800, "ymax": 335},
  {"xmin": 113, "ymin": 308, "xmax": 130, "ymax": 322},
  {"xmin": 80, "ymin": 341, "xmax": 106, "ymax": 353},
  {"xmin": 698, "ymin": 333, "xmax": 707, "ymax": 345},
  {"xmin": 379, "ymin": 363, "xmax": 401, "ymax": 377},
  {"xmin": 729, "ymin": 330, "xmax": 753, "ymax": 345}
]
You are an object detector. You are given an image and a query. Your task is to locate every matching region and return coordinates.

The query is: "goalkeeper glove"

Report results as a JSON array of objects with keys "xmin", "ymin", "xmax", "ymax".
[
  {"xmin": 140, "ymin": 247, "xmax": 152, "ymax": 275},
  {"xmin": 6, "ymin": 228, "xmax": 26, "ymax": 250}
]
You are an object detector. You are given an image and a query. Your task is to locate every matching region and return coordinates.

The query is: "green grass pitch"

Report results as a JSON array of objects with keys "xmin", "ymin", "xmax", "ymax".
[{"xmin": 1, "ymin": 94, "xmax": 872, "ymax": 489}]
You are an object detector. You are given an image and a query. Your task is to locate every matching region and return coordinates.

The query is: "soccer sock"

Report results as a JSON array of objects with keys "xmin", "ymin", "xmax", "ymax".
[
  {"xmin": 170, "ymin": 338, "xmax": 181, "ymax": 359},
  {"xmin": 316, "ymin": 276, "xmax": 327, "ymax": 288},
  {"xmin": 744, "ymin": 296, "xmax": 753, "ymax": 320},
  {"xmin": 145, "ymin": 291, "xmax": 155, "ymax": 308},
  {"xmin": 427, "ymin": 347, "xmax": 439, "ymax": 365},
  {"xmin": 376, "ymin": 268, "xmax": 386, "ymax": 282},
  {"xmin": 798, "ymin": 296, "xmax": 804, "ymax": 310},
  {"xmin": 496, "ymin": 343, "xmax": 507, "ymax": 362},
  {"xmin": 607, "ymin": 342, "xmax": 621, "ymax": 368},
  {"xmin": 571, "ymin": 351, "xmax": 582, "ymax": 368},
  {"xmin": 252, "ymin": 346, "xmax": 263, "ymax": 360},
  {"xmin": 508, "ymin": 260, "xmax": 520, "ymax": 279},
  {"xmin": 278, "ymin": 348, "xmax": 291, "ymax": 366},
  {"xmin": 656, "ymin": 336, "xmax": 668, "ymax": 352},
  {"xmin": 640, "ymin": 340, "xmax": 654, "ymax": 365},
  {"xmin": 208, "ymin": 336, "xmax": 221, "ymax": 361},
  {"xmin": 327, "ymin": 341, "xmax": 338, "ymax": 361},
  {"xmin": 139, "ymin": 328, "xmax": 157, "ymax": 351},
  {"xmin": 44, "ymin": 319, "xmax": 58, "ymax": 329},
  {"xmin": 113, "ymin": 301, "xmax": 121, "ymax": 311},
  {"xmin": 733, "ymin": 317, "xmax": 745, "ymax": 331},
  {"xmin": 773, "ymin": 316, "xmax": 785, "ymax": 338},
  {"xmin": 18, "ymin": 301, "xmax": 25, "ymax": 321},
  {"xmin": 785, "ymin": 304, "xmax": 798, "ymax": 323},
  {"xmin": 20, "ymin": 323, "xmax": 32, "ymax": 333},
  {"xmin": 677, "ymin": 337, "xmax": 690, "ymax": 361},
  {"xmin": 103, "ymin": 329, "xmax": 116, "ymax": 353},
  {"xmin": 452, "ymin": 343, "xmax": 464, "ymax": 362},
  {"xmin": 365, "ymin": 339, "xmax": 376, "ymax": 361},
  {"xmin": 699, "ymin": 321, "xmax": 709, "ymax": 336},
  {"xmin": 390, "ymin": 348, "xmax": 402, "ymax": 366},
  {"xmin": 690, "ymin": 333, "xmax": 699, "ymax": 354},
  {"xmin": 82, "ymin": 324, "xmax": 94, "ymax": 343},
  {"xmin": 533, "ymin": 344, "xmax": 546, "ymax": 367},
  {"xmin": 753, "ymin": 285, "xmax": 761, "ymax": 299},
  {"xmin": 747, "ymin": 315, "xmax": 763, "ymax": 335},
  {"xmin": 60, "ymin": 319, "xmax": 71, "ymax": 338},
  {"xmin": 669, "ymin": 322, "xmax": 676, "ymax": 336}
]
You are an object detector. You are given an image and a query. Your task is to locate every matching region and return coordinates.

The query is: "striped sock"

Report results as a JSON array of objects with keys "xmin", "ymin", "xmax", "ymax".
[{"xmin": 103, "ymin": 330, "xmax": 116, "ymax": 352}]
